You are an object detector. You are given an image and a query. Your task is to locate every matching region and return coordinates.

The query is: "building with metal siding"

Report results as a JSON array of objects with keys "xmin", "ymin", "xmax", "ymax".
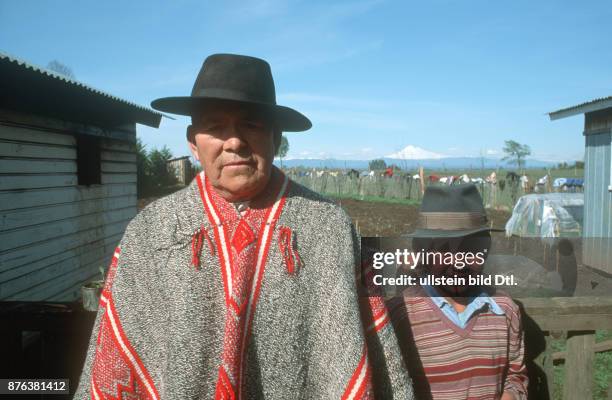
[
  {"xmin": 549, "ymin": 96, "xmax": 612, "ymax": 274},
  {"xmin": 0, "ymin": 52, "xmax": 162, "ymax": 301}
]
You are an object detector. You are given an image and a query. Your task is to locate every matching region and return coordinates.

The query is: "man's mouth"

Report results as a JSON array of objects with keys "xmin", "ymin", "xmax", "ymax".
[{"xmin": 224, "ymin": 160, "xmax": 254, "ymax": 167}]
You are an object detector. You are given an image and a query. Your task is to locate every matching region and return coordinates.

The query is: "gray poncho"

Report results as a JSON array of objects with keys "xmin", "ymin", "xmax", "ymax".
[{"xmin": 74, "ymin": 168, "xmax": 413, "ymax": 399}]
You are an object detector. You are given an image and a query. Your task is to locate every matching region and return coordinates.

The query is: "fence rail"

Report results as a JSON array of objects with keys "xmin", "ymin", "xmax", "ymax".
[{"xmin": 517, "ymin": 296, "xmax": 612, "ymax": 399}]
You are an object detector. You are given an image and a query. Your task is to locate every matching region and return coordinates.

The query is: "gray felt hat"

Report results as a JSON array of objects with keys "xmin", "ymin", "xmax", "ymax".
[{"xmin": 407, "ymin": 184, "xmax": 504, "ymax": 238}]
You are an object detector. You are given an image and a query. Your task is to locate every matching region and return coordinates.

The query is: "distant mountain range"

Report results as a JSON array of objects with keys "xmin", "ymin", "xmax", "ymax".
[{"xmin": 273, "ymin": 157, "xmax": 558, "ymax": 170}]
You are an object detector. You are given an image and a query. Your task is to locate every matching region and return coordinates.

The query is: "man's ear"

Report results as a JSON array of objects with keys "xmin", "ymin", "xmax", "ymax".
[
  {"xmin": 186, "ymin": 125, "xmax": 195, "ymax": 144},
  {"xmin": 186, "ymin": 125, "xmax": 200, "ymax": 162}
]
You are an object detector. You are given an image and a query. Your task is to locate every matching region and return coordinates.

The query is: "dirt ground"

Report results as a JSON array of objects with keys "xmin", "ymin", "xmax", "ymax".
[
  {"xmin": 336, "ymin": 198, "xmax": 612, "ymax": 297},
  {"xmin": 336, "ymin": 198, "xmax": 511, "ymax": 237}
]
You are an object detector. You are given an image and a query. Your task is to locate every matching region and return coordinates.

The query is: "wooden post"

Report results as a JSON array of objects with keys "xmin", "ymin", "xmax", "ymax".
[
  {"xmin": 408, "ymin": 178, "xmax": 413, "ymax": 200},
  {"xmin": 419, "ymin": 167, "xmax": 425, "ymax": 195},
  {"xmin": 563, "ymin": 330, "xmax": 595, "ymax": 400},
  {"xmin": 543, "ymin": 335, "xmax": 555, "ymax": 398},
  {"xmin": 546, "ymin": 173, "xmax": 553, "ymax": 193}
]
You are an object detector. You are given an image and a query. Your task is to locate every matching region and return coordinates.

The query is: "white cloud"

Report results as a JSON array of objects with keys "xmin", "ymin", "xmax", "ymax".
[
  {"xmin": 486, "ymin": 148, "xmax": 500, "ymax": 155},
  {"xmin": 386, "ymin": 145, "xmax": 445, "ymax": 160}
]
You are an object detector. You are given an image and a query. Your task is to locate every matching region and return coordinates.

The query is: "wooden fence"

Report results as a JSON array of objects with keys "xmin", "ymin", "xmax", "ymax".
[
  {"xmin": 290, "ymin": 174, "xmax": 578, "ymax": 209},
  {"xmin": 518, "ymin": 297, "xmax": 612, "ymax": 399}
]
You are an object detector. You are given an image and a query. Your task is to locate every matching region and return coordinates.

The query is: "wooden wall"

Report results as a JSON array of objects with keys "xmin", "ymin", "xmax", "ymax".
[
  {"xmin": 0, "ymin": 110, "xmax": 138, "ymax": 301},
  {"xmin": 583, "ymin": 112, "xmax": 612, "ymax": 274}
]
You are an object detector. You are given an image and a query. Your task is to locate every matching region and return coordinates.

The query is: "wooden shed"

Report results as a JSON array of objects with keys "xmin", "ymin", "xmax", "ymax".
[
  {"xmin": 549, "ymin": 96, "xmax": 612, "ymax": 274},
  {"xmin": 167, "ymin": 155, "xmax": 194, "ymax": 186},
  {"xmin": 0, "ymin": 53, "xmax": 162, "ymax": 301}
]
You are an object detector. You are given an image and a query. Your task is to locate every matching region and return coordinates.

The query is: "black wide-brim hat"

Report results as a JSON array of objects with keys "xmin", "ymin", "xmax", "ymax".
[
  {"xmin": 407, "ymin": 184, "xmax": 504, "ymax": 238},
  {"xmin": 151, "ymin": 53, "xmax": 311, "ymax": 132}
]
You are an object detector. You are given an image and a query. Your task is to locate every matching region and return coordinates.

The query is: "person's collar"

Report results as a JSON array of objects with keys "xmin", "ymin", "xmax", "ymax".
[
  {"xmin": 472, "ymin": 291, "xmax": 505, "ymax": 315},
  {"xmin": 422, "ymin": 284, "xmax": 504, "ymax": 315}
]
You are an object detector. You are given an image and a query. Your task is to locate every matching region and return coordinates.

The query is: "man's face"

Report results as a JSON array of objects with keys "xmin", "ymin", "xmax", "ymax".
[
  {"xmin": 188, "ymin": 101, "xmax": 276, "ymax": 202},
  {"xmin": 414, "ymin": 232, "xmax": 491, "ymax": 297}
]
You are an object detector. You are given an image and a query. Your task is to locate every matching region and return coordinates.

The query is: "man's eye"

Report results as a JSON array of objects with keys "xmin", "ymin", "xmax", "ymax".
[
  {"xmin": 201, "ymin": 124, "xmax": 222, "ymax": 132},
  {"xmin": 243, "ymin": 121, "xmax": 264, "ymax": 130}
]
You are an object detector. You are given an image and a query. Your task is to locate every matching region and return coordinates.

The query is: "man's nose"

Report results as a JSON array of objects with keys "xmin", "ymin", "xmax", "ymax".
[{"xmin": 222, "ymin": 124, "xmax": 247, "ymax": 152}]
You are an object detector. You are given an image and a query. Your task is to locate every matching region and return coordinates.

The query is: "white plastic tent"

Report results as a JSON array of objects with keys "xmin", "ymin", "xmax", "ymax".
[{"xmin": 505, "ymin": 193, "xmax": 583, "ymax": 238}]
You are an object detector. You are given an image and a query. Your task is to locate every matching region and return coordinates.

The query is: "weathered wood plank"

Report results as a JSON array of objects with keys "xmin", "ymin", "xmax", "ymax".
[
  {"xmin": 0, "ymin": 174, "xmax": 78, "ymax": 190},
  {"xmin": 0, "ymin": 141, "xmax": 76, "ymax": 159},
  {"xmin": 518, "ymin": 297, "xmax": 612, "ymax": 330},
  {"xmin": 1, "ymin": 195, "xmax": 136, "ymax": 231},
  {"xmin": 552, "ymin": 339, "xmax": 612, "ymax": 361},
  {"xmin": 523, "ymin": 314, "xmax": 612, "ymax": 331},
  {"xmin": 543, "ymin": 335, "xmax": 554, "ymax": 400},
  {"xmin": 0, "ymin": 219, "xmax": 130, "ymax": 272},
  {"xmin": 100, "ymin": 150, "xmax": 136, "ymax": 163},
  {"xmin": 0, "ymin": 232, "xmax": 122, "ymax": 282},
  {"xmin": 519, "ymin": 297, "xmax": 612, "ymax": 315},
  {"xmin": 0, "ymin": 124, "xmax": 75, "ymax": 146},
  {"xmin": 44, "ymin": 277, "xmax": 95, "ymax": 301},
  {"xmin": 563, "ymin": 331, "xmax": 595, "ymax": 400},
  {"xmin": 7, "ymin": 253, "xmax": 112, "ymax": 302},
  {"xmin": 100, "ymin": 161, "xmax": 137, "ymax": 173},
  {"xmin": 44, "ymin": 270, "xmax": 101, "ymax": 302},
  {"xmin": 0, "ymin": 184, "xmax": 136, "ymax": 211},
  {"xmin": 0, "ymin": 109, "xmax": 136, "ymax": 140},
  {"xmin": 0, "ymin": 207, "xmax": 136, "ymax": 251},
  {"xmin": 0, "ymin": 244, "xmax": 114, "ymax": 299},
  {"xmin": 101, "ymin": 173, "xmax": 137, "ymax": 184},
  {"xmin": 99, "ymin": 139, "xmax": 135, "ymax": 152},
  {"xmin": 0, "ymin": 158, "xmax": 76, "ymax": 174}
]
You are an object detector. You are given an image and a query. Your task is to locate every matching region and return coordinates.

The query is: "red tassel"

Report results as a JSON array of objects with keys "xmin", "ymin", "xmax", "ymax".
[
  {"xmin": 191, "ymin": 226, "xmax": 211, "ymax": 270},
  {"xmin": 278, "ymin": 226, "xmax": 302, "ymax": 275}
]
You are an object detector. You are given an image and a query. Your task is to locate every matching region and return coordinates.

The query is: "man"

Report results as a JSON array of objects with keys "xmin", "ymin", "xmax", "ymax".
[
  {"xmin": 389, "ymin": 184, "xmax": 528, "ymax": 400},
  {"xmin": 75, "ymin": 54, "xmax": 413, "ymax": 399}
]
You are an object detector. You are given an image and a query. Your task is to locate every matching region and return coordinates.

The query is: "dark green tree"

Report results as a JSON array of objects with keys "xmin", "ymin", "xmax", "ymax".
[
  {"xmin": 369, "ymin": 159, "xmax": 387, "ymax": 171},
  {"xmin": 136, "ymin": 138, "xmax": 151, "ymax": 198},
  {"xmin": 149, "ymin": 146, "xmax": 177, "ymax": 189},
  {"xmin": 277, "ymin": 135, "xmax": 289, "ymax": 168},
  {"xmin": 502, "ymin": 140, "xmax": 531, "ymax": 173}
]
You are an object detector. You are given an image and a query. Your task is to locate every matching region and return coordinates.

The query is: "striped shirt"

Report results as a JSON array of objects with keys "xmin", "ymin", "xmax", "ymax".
[{"xmin": 389, "ymin": 286, "xmax": 528, "ymax": 400}]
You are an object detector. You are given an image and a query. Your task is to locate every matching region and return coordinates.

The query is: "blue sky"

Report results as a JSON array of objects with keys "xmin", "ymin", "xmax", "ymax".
[{"xmin": 2, "ymin": 0, "xmax": 611, "ymax": 163}]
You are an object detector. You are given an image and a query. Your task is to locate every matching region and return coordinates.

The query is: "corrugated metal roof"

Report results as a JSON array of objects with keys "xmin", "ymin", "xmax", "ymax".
[
  {"xmin": 549, "ymin": 95, "xmax": 612, "ymax": 121},
  {"xmin": 0, "ymin": 51, "xmax": 165, "ymax": 128}
]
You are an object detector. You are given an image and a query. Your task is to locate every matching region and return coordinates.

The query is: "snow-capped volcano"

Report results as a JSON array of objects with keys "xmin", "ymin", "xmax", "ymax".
[{"xmin": 386, "ymin": 145, "xmax": 445, "ymax": 160}]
